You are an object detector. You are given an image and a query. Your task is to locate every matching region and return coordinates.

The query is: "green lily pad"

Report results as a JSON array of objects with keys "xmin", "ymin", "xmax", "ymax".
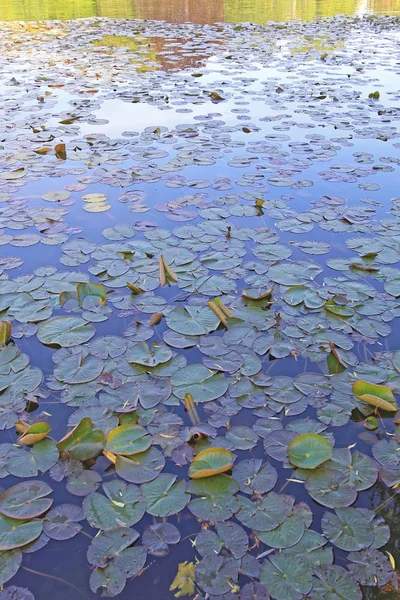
[
  {"xmin": 260, "ymin": 553, "xmax": 313, "ymax": 600},
  {"xmin": 0, "ymin": 549, "xmax": 22, "ymax": 585},
  {"xmin": 141, "ymin": 474, "xmax": 190, "ymax": 517},
  {"xmin": 312, "ymin": 565, "xmax": 361, "ymax": 599},
  {"xmin": 166, "ymin": 306, "xmax": 220, "ymax": 335},
  {"xmin": 115, "ymin": 447, "xmax": 165, "ymax": 484},
  {"xmin": 0, "ymin": 515, "xmax": 42, "ymax": 550},
  {"xmin": 83, "ymin": 481, "xmax": 145, "ymax": 530},
  {"xmin": 188, "ymin": 474, "xmax": 240, "ymax": 521},
  {"xmin": 126, "ymin": 341, "xmax": 172, "ymax": 367},
  {"xmin": 321, "ymin": 508, "xmax": 374, "ymax": 551},
  {"xmin": 0, "ymin": 482, "xmax": 52, "ymax": 520},
  {"xmin": 57, "ymin": 418, "xmax": 105, "ymax": 461},
  {"xmin": 171, "ymin": 364, "xmax": 229, "ymax": 402},
  {"xmin": 37, "ymin": 317, "xmax": 95, "ymax": 347},
  {"xmin": 105, "ymin": 425, "xmax": 151, "ymax": 456},
  {"xmin": 288, "ymin": 434, "xmax": 333, "ymax": 469},
  {"xmin": 43, "ymin": 504, "xmax": 84, "ymax": 540}
]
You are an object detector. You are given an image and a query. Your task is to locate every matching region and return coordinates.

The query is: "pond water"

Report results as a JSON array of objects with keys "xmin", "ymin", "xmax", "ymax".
[
  {"xmin": 0, "ymin": 3, "xmax": 400, "ymax": 600},
  {"xmin": 0, "ymin": 0, "xmax": 400, "ymax": 23}
]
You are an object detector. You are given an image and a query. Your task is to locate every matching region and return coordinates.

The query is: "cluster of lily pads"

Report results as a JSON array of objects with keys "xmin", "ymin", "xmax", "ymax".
[{"xmin": 0, "ymin": 11, "xmax": 400, "ymax": 600}]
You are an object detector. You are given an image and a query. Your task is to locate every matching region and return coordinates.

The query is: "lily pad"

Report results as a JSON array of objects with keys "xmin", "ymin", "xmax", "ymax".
[
  {"xmin": 288, "ymin": 434, "xmax": 333, "ymax": 469},
  {"xmin": 189, "ymin": 447, "xmax": 234, "ymax": 479}
]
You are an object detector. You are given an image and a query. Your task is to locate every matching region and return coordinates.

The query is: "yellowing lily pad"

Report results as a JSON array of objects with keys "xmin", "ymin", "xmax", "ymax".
[
  {"xmin": 189, "ymin": 447, "xmax": 234, "ymax": 479},
  {"xmin": 352, "ymin": 380, "xmax": 398, "ymax": 412}
]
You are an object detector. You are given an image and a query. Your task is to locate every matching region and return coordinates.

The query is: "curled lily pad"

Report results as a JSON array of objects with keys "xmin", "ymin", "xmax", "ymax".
[
  {"xmin": 288, "ymin": 434, "xmax": 333, "ymax": 469},
  {"xmin": 189, "ymin": 447, "xmax": 234, "ymax": 479},
  {"xmin": 37, "ymin": 317, "xmax": 95, "ymax": 347},
  {"xmin": 19, "ymin": 422, "xmax": 51, "ymax": 446},
  {"xmin": 105, "ymin": 425, "xmax": 151, "ymax": 456},
  {"xmin": 352, "ymin": 380, "xmax": 398, "ymax": 412},
  {"xmin": 57, "ymin": 418, "xmax": 104, "ymax": 461},
  {"xmin": 0, "ymin": 482, "xmax": 52, "ymax": 520}
]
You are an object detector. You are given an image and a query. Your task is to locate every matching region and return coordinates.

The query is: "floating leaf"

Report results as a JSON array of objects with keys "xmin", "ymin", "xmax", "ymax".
[
  {"xmin": 352, "ymin": 380, "xmax": 398, "ymax": 412},
  {"xmin": 57, "ymin": 418, "xmax": 105, "ymax": 461},
  {"xmin": 19, "ymin": 422, "xmax": 51, "ymax": 446},
  {"xmin": 0, "ymin": 482, "xmax": 52, "ymax": 520},
  {"xmin": 189, "ymin": 447, "xmax": 234, "ymax": 479},
  {"xmin": 37, "ymin": 317, "xmax": 95, "ymax": 347},
  {"xmin": 105, "ymin": 425, "xmax": 151, "ymax": 456},
  {"xmin": 287, "ymin": 434, "xmax": 333, "ymax": 469}
]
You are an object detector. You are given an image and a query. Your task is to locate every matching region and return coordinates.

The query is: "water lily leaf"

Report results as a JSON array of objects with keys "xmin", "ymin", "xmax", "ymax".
[
  {"xmin": 141, "ymin": 474, "xmax": 189, "ymax": 517},
  {"xmin": 233, "ymin": 459, "xmax": 277, "ymax": 495},
  {"xmin": 305, "ymin": 469, "xmax": 358, "ymax": 509},
  {"xmin": 126, "ymin": 341, "xmax": 172, "ymax": 367},
  {"xmin": 83, "ymin": 481, "xmax": 145, "ymax": 530},
  {"xmin": 113, "ymin": 546, "xmax": 147, "ymax": 578},
  {"xmin": 105, "ymin": 425, "xmax": 151, "ymax": 456},
  {"xmin": 189, "ymin": 447, "xmax": 234, "ymax": 479},
  {"xmin": 31, "ymin": 439, "xmax": 59, "ymax": 473},
  {"xmin": 282, "ymin": 530, "xmax": 333, "ymax": 570},
  {"xmin": 237, "ymin": 493, "xmax": 293, "ymax": 531},
  {"xmin": 260, "ymin": 553, "xmax": 313, "ymax": 600},
  {"xmin": 115, "ymin": 447, "xmax": 165, "ymax": 484},
  {"xmin": 312, "ymin": 565, "xmax": 362, "ymax": 599},
  {"xmin": 0, "ymin": 515, "xmax": 42, "ymax": 550},
  {"xmin": 66, "ymin": 470, "xmax": 102, "ymax": 497},
  {"xmin": 352, "ymin": 380, "xmax": 398, "ymax": 411},
  {"xmin": 287, "ymin": 434, "xmax": 333, "ymax": 469},
  {"xmin": 143, "ymin": 522, "xmax": 180, "ymax": 557},
  {"xmin": 216, "ymin": 521, "xmax": 248, "ymax": 559},
  {"xmin": 0, "ymin": 482, "xmax": 52, "ymax": 520},
  {"xmin": 188, "ymin": 474, "xmax": 240, "ymax": 521},
  {"xmin": 54, "ymin": 352, "xmax": 104, "ymax": 384},
  {"xmin": 90, "ymin": 564, "xmax": 126, "ymax": 597},
  {"xmin": 37, "ymin": 317, "xmax": 95, "ymax": 347},
  {"xmin": 196, "ymin": 555, "xmax": 238, "ymax": 596},
  {"xmin": 348, "ymin": 549, "xmax": 394, "ymax": 587},
  {"xmin": 87, "ymin": 527, "xmax": 139, "ymax": 567},
  {"xmin": 321, "ymin": 508, "xmax": 374, "ymax": 551},
  {"xmin": 19, "ymin": 422, "xmax": 51, "ymax": 446},
  {"xmin": 76, "ymin": 282, "xmax": 107, "ymax": 307},
  {"xmin": 372, "ymin": 438, "xmax": 400, "ymax": 469},
  {"xmin": 0, "ymin": 549, "xmax": 22, "ymax": 585},
  {"xmin": 57, "ymin": 417, "xmax": 105, "ymax": 460},
  {"xmin": 166, "ymin": 306, "xmax": 220, "ymax": 335},
  {"xmin": 171, "ymin": 364, "xmax": 229, "ymax": 403},
  {"xmin": 257, "ymin": 512, "xmax": 305, "ymax": 549},
  {"xmin": 43, "ymin": 504, "xmax": 84, "ymax": 540}
]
